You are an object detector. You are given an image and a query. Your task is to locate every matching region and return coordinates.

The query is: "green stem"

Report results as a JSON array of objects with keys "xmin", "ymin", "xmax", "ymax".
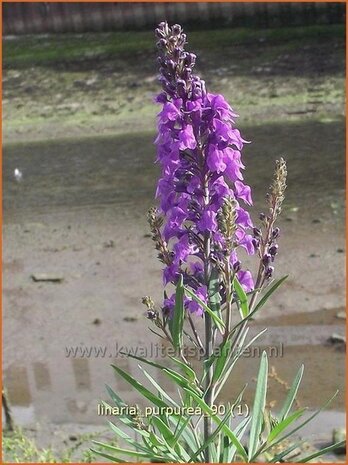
[{"xmin": 203, "ymin": 175, "xmax": 213, "ymax": 463}]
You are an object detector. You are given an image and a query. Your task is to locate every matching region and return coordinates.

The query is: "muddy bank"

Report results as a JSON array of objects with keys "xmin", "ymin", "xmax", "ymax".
[{"xmin": 3, "ymin": 25, "xmax": 345, "ymax": 144}]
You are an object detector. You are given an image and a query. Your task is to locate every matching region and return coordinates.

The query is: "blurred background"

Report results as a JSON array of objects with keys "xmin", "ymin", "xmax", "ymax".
[{"xmin": 2, "ymin": 2, "xmax": 346, "ymax": 462}]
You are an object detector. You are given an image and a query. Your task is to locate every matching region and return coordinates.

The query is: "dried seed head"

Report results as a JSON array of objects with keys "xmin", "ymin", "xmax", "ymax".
[
  {"xmin": 269, "ymin": 157, "xmax": 287, "ymax": 215},
  {"xmin": 218, "ymin": 196, "xmax": 238, "ymax": 252},
  {"xmin": 147, "ymin": 207, "xmax": 171, "ymax": 265},
  {"xmin": 142, "ymin": 296, "xmax": 155, "ymax": 310}
]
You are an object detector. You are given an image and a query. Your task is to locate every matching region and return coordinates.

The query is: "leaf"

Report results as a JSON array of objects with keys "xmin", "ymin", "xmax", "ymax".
[
  {"xmin": 168, "ymin": 356, "xmax": 196, "ymax": 383},
  {"xmin": 269, "ymin": 441, "xmax": 305, "ymax": 463},
  {"xmin": 295, "ymin": 440, "xmax": 346, "ymax": 463},
  {"xmin": 149, "ymin": 327, "xmax": 166, "ymax": 339},
  {"xmin": 118, "ymin": 352, "xmax": 201, "ymax": 394},
  {"xmin": 90, "ymin": 448, "xmax": 127, "ymax": 463},
  {"xmin": 253, "ymin": 275, "xmax": 288, "ymax": 313},
  {"xmin": 226, "ymin": 416, "xmax": 251, "ymax": 462},
  {"xmin": 233, "ymin": 276, "xmax": 249, "ymax": 318},
  {"xmin": 92, "ymin": 441, "xmax": 163, "ymax": 460},
  {"xmin": 268, "ymin": 408, "xmax": 306, "ymax": 442},
  {"xmin": 212, "ymin": 338, "xmax": 232, "ymax": 383},
  {"xmin": 279, "ymin": 364, "xmax": 304, "ymax": 421},
  {"xmin": 208, "ymin": 267, "xmax": 221, "ymax": 312},
  {"xmin": 189, "ymin": 407, "xmax": 232, "ymax": 462},
  {"xmin": 183, "ymin": 388, "xmax": 248, "ymax": 462},
  {"xmin": 111, "ymin": 364, "xmax": 168, "ymax": 409},
  {"xmin": 254, "ymin": 390, "xmax": 339, "ymax": 460},
  {"xmin": 171, "ymin": 274, "xmax": 185, "ymax": 350},
  {"xmin": 248, "ymin": 351, "xmax": 268, "ymax": 460},
  {"xmin": 139, "ymin": 366, "xmax": 180, "ymax": 408},
  {"xmin": 107, "ymin": 421, "xmax": 152, "ymax": 454},
  {"xmin": 214, "ymin": 327, "xmax": 268, "ymax": 398},
  {"xmin": 151, "ymin": 416, "xmax": 191, "ymax": 461},
  {"xmin": 184, "ymin": 286, "xmax": 225, "ymax": 333},
  {"xmin": 168, "ymin": 416, "xmax": 200, "ymax": 453},
  {"xmin": 104, "ymin": 387, "xmax": 136, "ymax": 428}
]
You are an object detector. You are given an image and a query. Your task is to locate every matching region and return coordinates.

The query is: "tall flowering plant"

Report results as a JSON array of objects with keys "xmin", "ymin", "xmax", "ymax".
[{"xmin": 94, "ymin": 23, "xmax": 344, "ymax": 463}]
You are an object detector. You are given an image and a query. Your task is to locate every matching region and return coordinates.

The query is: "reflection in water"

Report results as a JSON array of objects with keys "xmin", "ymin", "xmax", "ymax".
[
  {"xmin": 3, "ymin": 341, "xmax": 345, "ymax": 427},
  {"xmin": 33, "ymin": 362, "xmax": 52, "ymax": 391},
  {"xmin": 4, "ymin": 365, "xmax": 32, "ymax": 407},
  {"xmin": 72, "ymin": 359, "xmax": 91, "ymax": 391}
]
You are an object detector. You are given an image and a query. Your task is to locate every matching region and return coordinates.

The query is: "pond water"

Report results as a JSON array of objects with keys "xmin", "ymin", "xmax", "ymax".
[{"xmin": 3, "ymin": 120, "xmax": 345, "ymax": 439}]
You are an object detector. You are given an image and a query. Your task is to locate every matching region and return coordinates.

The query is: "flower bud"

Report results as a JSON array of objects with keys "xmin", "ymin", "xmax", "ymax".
[
  {"xmin": 172, "ymin": 48, "xmax": 181, "ymax": 61},
  {"xmin": 253, "ymin": 227, "xmax": 261, "ymax": 238},
  {"xmin": 167, "ymin": 60, "xmax": 176, "ymax": 73},
  {"xmin": 262, "ymin": 253, "xmax": 271, "ymax": 267},
  {"xmin": 269, "ymin": 244, "xmax": 278, "ymax": 256},
  {"xmin": 265, "ymin": 266, "xmax": 274, "ymax": 279},
  {"xmin": 172, "ymin": 24, "xmax": 182, "ymax": 35},
  {"xmin": 157, "ymin": 38, "xmax": 167, "ymax": 49},
  {"xmin": 179, "ymin": 33, "xmax": 187, "ymax": 46},
  {"xmin": 181, "ymin": 69, "xmax": 191, "ymax": 83},
  {"xmin": 155, "ymin": 28, "xmax": 165, "ymax": 39},
  {"xmin": 147, "ymin": 310, "xmax": 157, "ymax": 320},
  {"xmin": 272, "ymin": 227, "xmax": 280, "ymax": 239},
  {"xmin": 184, "ymin": 52, "xmax": 196, "ymax": 67},
  {"xmin": 252, "ymin": 238, "xmax": 260, "ymax": 249},
  {"xmin": 177, "ymin": 79, "xmax": 187, "ymax": 98},
  {"xmin": 259, "ymin": 212, "xmax": 266, "ymax": 221},
  {"xmin": 233, "ymin": 260, "xmax": 241, "ymax": 272}
]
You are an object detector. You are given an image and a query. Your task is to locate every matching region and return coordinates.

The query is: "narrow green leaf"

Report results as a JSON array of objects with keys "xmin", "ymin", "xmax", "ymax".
[
  {"xmin": 153, "ymin": 417, "xmax": 185, "ymax": 452},
  {"xmin": 119, "ymin": 352, "xmax": 201, "ymax": 394},
  {"xmin": 253, "ymin": 390, "xmax": 339, "ymax": 460},
  {"xmin": 111, "ymin": 364, "xmax": 168, "ymax": 409},
  {"xmin": 296, "ymin": 440, "xmax": 346, "ymax": 463},
  {"xmin": 279, "ymin": 364, "xmax": 304, "ymax": 421},
  {"xmin": 92, "ymin": 441, "xmax": 161, "ymax": 459},
  {"xmin": 168, "ymin": 356, "xmax": 196, "ymax": 382},
  {"xmin": 183, "ymin": 388, "xmax": 248, "ymax": 462},
  {"xmin": 104, "ymin": 388, "xmax": 136, "ymax": 428},
  {"xmin": 253, "ymin": 275, "xmax": 288, "ymax": 313},
  {"xmin": 248, "ymin": 351, "xmax": 268, "ymax": 460},
  {"xmin": 189, "ymin": 407, "xmax": 232, "ymax": 462},
  {"xmin": 269, "ymin": 441, "xmax": 305, "ymax": 462},
  {"xmin": 107, "ymin": 421, "xmax": 152, "ymax": 454},
  {"xmin": 149, "ymin": 327, "xmax": 166, "ymax": 339},
  {"xmin": 215, "ymin": 327, "xmax": 268, "ymax": 399},
  {"xmin": 212, "ymin": 338, "xmax": 232, "ymax": 383},
  {"xmin": 227, "ymin": 416, "xmax": 251, "ymax": 462},
  {"xmin": 91, "ymin": 448, "xmax": 127, "ymax": 463},
  {"xmin": 139, "ymin": 366, "xmax": 180, "ymax": 408},
  {"xmin": 268, "ymin": 408, "xmax": 306, "ymax": 442},
  {"xmin": 168, "ymin": 416, "xmax": 200, "ymax": 453},
  {"xmin": 184, "ymin": 286, "xmax": 225, "ymax": 332},
  {"xmin": 151, "ymin": 416, "xmax": 190, "ymax": 461},
  {"xmin": 171, "ymin": 274, "xmax": 185, "ymax": 350},
  {"xmin": 208, "ymin": 267, "xmax": 221, "ymax": 312},
  {"xmin": 233, "ymin": 276, "xmax": 249, "ymax": 318}
]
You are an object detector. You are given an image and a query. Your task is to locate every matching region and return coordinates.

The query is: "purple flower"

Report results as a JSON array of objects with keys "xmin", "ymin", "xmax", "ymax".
[
  {"xmin": 159, "ymin": 100, "xmax": 182, "ymax": 122},
  {"xmin": 235, "ymin": 181, "xmax": 253, "ymax": 205},
  {"xmin": 207, "ymin": 145, "xmax": 227, "ymax": 173},
  {"xmin": 197, "ymin": 209, "xmax": 218, "ymax": 232},
  {"xmin": 178, "ymin": 124, "xmax": 197, "ymax": 150},
  {"xmin": 237, "ymin": 270, "xmax": 254, "ymax": 292},
  {"xmin": 186, "ymin": 285, "xmax": 207, "ymax": 316}
]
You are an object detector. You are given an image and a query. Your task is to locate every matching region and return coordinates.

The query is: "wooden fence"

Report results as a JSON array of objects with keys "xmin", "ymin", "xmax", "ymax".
[{"xmin": 3, "ymin": 2, "xmax": 345, "ymax": 35}]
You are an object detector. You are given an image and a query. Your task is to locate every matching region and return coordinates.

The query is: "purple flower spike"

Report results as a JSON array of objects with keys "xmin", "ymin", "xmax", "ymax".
[{"xmin": 153, "ymin": 22, "xmax": 255, "ymax": 316}]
